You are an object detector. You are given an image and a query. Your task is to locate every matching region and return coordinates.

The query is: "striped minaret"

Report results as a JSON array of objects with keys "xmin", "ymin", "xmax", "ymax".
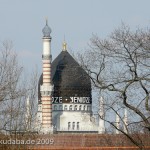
[{"xmin": 40, "ymin": 19, "xmax": 53, "ymax": 134}]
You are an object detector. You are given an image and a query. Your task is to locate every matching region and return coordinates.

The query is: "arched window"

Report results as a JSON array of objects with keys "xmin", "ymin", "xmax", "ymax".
[
  {"xmin": 77, "ymin": 122, "xmax": 79, "ymax": 130},
  {"xmin": 72, "ymin": 122, "xmax": 75, "ymax": 130},
  {"xmin": 59, "ymin": 105, "xmax": 62, "ymax": 110},
  {"xmin": 64, "ymin": 105, "xmax": 67, "ymax": 110},
  {"xmin": 47, "ymin": 91, "xmax": 50, "ymax": 96},
  {"xmin": 83, "ymin": 105, "xmax": 86, "ymax": 111},
  {"xmin": 69, "ymin": 105, "xmax": 72, "ymax": 110},
  {"xmin": 68, "ymin": 122, "xmax": 71, "ymax": 130},
  {"xmin": 39, "ymin": 105, "xmax": 42, "ymax": 111},
  {"xmin": 54, "ymin": 105, "xmax": 57, "ymax": 110},
  {"xmin": 79, "ymin": 105, "xmax": 82, "ymax": 111},
  {"xmin": 87, "ymin": 106, "xmax": 91, "ymax": 111},
  {"xmin": 74, "ymin": 105, "xmax": 77, "ymax": 111}
]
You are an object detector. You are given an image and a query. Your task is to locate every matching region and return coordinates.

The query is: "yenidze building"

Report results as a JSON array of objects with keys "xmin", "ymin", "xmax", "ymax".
[{"xmin": 36, "ymin": 20, "xmax": 105, "ymax": 134}]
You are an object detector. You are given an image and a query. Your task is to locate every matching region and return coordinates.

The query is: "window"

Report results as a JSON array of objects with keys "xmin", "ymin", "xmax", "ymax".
[
  {"xmin": 69, "ymin": 105, "xmax": 72, "ymax": 110},
  {"xmin": 74, "ymin": 105, "xmax": 77, "ymax": 111},
  {"xmin": 72, "ymin": 122, "xmax": 75, "ymax": 130},
  {"xmin": 79, "ymin": 105, "xmax": 82, "ymax": 111},
  {"xmin": 68, "ymin": 122, "xmax": 71, "ymax": 130},
  {"xmin": 39, "ymin": 106, "xmax": 42, "ymax": 111},
  {"xmin": 59, "ymin": 105, "xmax": 62, "ymax": 110},
  {"xmin": 87, "ymin": 106, "xmax": 91, "ymax": 111},
  {"xmin": 54, "ymin": 105, "xmax": 57, "ymax": 110},
  {"xmin": 64, "ymin": 105, "xmax": 67, "ymax": 110},
  {"xmin": 83, "ymin": 105, "xmax": 86, "ymax": 111},
  {"xmin": 77, "ymin": 122, "xmax": 79, "ymax": 130}
]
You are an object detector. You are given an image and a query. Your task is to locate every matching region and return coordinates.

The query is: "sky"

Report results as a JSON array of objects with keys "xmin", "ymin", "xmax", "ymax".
[{"xmin": 0, "ymin": 0, "xmax": 150, "ymax": 74}]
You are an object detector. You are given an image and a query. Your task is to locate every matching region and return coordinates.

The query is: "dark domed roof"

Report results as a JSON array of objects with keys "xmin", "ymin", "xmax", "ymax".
[
  {"xmin": 38, "ymin": 51, "xmax": 91, "ymax": 103},
  {"xmin": 51, "ymin": 51, "xmax": 90, "ymax": 87}
]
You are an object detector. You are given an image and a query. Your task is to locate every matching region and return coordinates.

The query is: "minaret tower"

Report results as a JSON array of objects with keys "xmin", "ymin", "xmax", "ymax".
[
  {"xmin": 25, "ymin": 97, "xmax": 30, "ymax": 131},
  {"xmin": 98, "ymin": 97, "xmax": 105, "ymax": 134},
  {"xmin": 115, "ymin": 113, "xmax": 120, "ymax": 134},
  {"xmin": 40, "ymin": 19, "xmax": 53, "ymax": 134},
  {"xmin": 123, "ymin": 108, "xmax": 128, "ymax": 133}
]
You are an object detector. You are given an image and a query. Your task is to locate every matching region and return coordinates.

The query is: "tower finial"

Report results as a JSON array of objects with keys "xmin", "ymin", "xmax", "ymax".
[
  {"xmin": 62, "ymin": 36, "xmax": 67, "ymax": 51},
  {"xmin": 64, "ymin": 35, "xmax": 66, "ymax": 42},
  {"xmin": 63, "ymin": 42, "xmax": 67, "ymax": 51},
  {"xmin": 45, "ymin": 17, "xmax": 48, "ymax": 25},
  {"xmin": 42, "ymin": 17, "xmax": 51, "ymax": 38}
]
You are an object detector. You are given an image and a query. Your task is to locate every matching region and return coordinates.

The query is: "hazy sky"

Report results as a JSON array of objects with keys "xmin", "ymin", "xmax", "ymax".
[{"xmin": 0, "ymin": 0, "xmax": 150, "ymax": 73}]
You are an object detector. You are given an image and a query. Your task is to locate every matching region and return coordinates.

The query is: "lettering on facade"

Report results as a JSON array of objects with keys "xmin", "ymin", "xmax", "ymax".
[
  {"xmin": 52, "ymin": 97, "xmax": 91, "ymax": 104},
  {"xmin": 52, "ymin": 97, "xmax": 62, "ymax": 103}
]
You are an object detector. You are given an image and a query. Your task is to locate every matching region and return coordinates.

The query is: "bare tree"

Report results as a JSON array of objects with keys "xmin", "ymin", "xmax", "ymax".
[
  {"xmin": 0, "ymin": 40, "xmax": 39, "ymax": 150},
  {"xmin": 78, "ymin": 24, "xmax": 150, "ymax": 149}
]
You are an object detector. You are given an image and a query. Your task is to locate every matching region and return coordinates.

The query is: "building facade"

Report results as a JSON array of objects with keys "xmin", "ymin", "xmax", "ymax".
[{"xmin": 36, "ymin": 21, "xmax": 105, "ymax": 134}]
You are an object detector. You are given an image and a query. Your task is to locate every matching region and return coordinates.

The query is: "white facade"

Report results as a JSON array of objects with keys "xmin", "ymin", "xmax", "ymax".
[{"xmin": 37, "ymin": 103, "xmax": 98, "ymax": 133}]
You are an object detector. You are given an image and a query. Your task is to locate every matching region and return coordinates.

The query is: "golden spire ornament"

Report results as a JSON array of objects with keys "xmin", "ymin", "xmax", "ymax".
[{"xmin": 63, "ymin": 41, "xmax": 67, "ymax": 51}]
